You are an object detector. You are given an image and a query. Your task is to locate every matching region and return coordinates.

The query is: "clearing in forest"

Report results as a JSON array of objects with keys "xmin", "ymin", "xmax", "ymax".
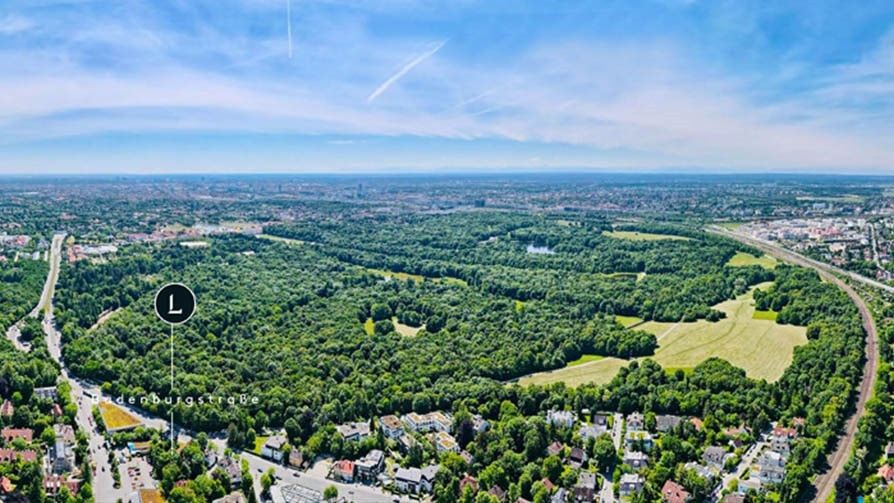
[
  {"xmin": 602, "ymin": 230, "xmax": 691, "ymax": 241},
  {"xmin": 727, "ymin": 251, "xmax": 777, "ymax": 269},
  {"xmin": 392, "ymin": 317, "xmax": 424, "ymax": 337},
  {"xmin": 519, "ymin": 282, "xmax": 806, "ymax": 387}
]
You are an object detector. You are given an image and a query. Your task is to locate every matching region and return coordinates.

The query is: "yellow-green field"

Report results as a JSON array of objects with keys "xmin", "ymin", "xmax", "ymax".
[
  {"xmin": 614, "ymin": 315, "xmax": 643, "ymax": 328},
  {"xmin": 727, "ymin": 252, "xmax": 777, "ymax": 269},
  {"xmin": 519, "ymin": 282, "xmax": 807, "ymax": 387},
  {"xmin": 99, "ymin": 402, "xmax": 142, "ymax": 431},
  {"xmin": 602, "ymin": 230, "xmax": 691, "ymax": 241},
  {"xmin": 392, "ymin": 317, "xmax": 424, "ymax": 337},
  {"xmin": 363, "ymin": 318, "xmax": 375, "ymax": 335}
]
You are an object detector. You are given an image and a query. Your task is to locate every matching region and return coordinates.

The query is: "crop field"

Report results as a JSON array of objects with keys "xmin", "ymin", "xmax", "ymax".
[
  {"xmin": 602, "ymin": 230, "xmax": 691, "ymax": 241},
  {"xmin": 727, "ymin": 251, "xmax": 777, "ymax": 269},
  {"xmin": 98, "ymin": 401, "xmax": 142, "ymax": 431},
  {"xmin": 519, "ymin": 282, "xmax": 807, "ymax": 387}
]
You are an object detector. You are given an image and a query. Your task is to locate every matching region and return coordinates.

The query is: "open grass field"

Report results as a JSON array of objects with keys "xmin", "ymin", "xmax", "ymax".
[
  {"xmin": 614, "ymin": 315, "xmax": 644, "ymax": 328},
  {"xmin": 392, "ymin": 317, "xmax": 424, "ymax": 337},
  {"xmin": 366, "ymin": 268, "xmax": 468, "ymax": 286},
  {"xmin": 602, "ymin": 230, "xmax": 691, "ymax": 241},
  {"xmin": 257, "ymin": 234, "xmax": 305, "ymax": 245},
  {"xmin": 566, "ymin": 354, "xmax": 605, "ymax": 367},
  {"xmin": 519, "ymin": 282, "xmax": 807, "ymax": 387},
  {"xmin": 753, "ymin": 310, "xmax": 778, "ymax": 321},
  {"xmin": 363, "ymin": 318, "xmax": 375, "ymax": 335},
  {"xmin": 98, "ymin": 401, "xmax": 142, "ymax": 431},
  {"xmin": 727, "ymin": 251, "xmax": 778, "ymax": 269}
]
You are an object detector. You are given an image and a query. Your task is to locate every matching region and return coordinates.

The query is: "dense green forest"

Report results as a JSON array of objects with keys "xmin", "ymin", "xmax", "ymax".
[
  {"xmin": 0, "ymin": 259, "xmax": 47, "ymax": 330},
  {"xmin": 46, "ymin": 211, "xmax": 868, "ymax": 501}
]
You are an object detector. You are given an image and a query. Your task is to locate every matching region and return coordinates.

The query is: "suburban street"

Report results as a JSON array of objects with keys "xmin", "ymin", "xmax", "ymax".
[
  {"xmin": 710, "ymin": 226, "xmax": 881, "ymax": 503},
  {"xmin": 241, "ymin": 451, "xmax": 394, "ymax": 503},
  {"xmin": 598, "ymin": 413, "xmax": 623, "ymax": 503}
]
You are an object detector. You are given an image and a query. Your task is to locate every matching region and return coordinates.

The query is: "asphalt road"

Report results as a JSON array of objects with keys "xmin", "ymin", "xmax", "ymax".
[{"xmin": 709, "ymin": 227, "xmax": 880, "ymax": 503}]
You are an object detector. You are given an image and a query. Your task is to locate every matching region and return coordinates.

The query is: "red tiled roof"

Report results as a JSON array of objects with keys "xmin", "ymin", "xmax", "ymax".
[{"xmin": 661, "ymin": 480, "xmax": 690, "ymax": 503}]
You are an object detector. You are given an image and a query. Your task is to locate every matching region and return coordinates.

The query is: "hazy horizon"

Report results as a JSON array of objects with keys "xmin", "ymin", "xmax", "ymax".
[{"xmin": 3, "ymin": 1, "xmax": 894, "ymax": 174}]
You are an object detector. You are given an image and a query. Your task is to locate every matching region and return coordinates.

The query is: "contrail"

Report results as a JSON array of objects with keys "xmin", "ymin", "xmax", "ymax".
[
  {"xmin": 367, "ymin": 40, "xmax": 446, "ymax": 103},
  {"xmin": 286, "ymin": 0, "xmax": 292, "ymax": 58}
]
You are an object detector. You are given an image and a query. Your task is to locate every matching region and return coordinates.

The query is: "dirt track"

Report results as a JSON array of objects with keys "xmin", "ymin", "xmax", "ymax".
[{"xmin": 710, "ymin": 227, "xmax": 879, "ymax": 503}]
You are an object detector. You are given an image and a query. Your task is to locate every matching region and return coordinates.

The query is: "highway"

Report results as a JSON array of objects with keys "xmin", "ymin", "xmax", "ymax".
[{"xmin": 709, "ymin": 226, "xmax": 880, "ymax": 503}]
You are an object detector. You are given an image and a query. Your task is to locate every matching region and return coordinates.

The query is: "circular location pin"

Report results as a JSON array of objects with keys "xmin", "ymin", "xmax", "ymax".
[{"xmin": 154, "ymin": 283, "xmax": 196, "ymax": 325}]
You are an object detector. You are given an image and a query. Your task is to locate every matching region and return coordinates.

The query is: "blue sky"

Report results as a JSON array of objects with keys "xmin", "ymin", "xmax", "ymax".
[{"xmin": 2, "ymin": 0, "xmax": 894, "ymax": 174}]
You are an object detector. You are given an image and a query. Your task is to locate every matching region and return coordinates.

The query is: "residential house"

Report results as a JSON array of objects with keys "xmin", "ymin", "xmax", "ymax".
[
  {"xmin": 431, "ymin": 431, "xmax": 459, "ymax": 453},
  {"xmin": 578, "ymin": 423, "xmax": 607, "ymax": 441},
  {"xmin": 333, "ymin": 460, "xmax": 355, "ymax": 483},
  {"xmin": 702, "ymin": 446, "xmax": 727, "ymax": 467},
  {"xmin": 459, "ymin": 474, "xmax": 479, "ymax": 494},
  {"xmin": 551, "ymin": 488, "xmax": 568, "ymax": 503},
  {"xmin": 471, "ymin": 414, "xmax": 490, "ymax": 434},
  {"xmin": 0, "ymin": 400, "xmax": 13, "ymax": 418},
  {"xmin": 770, "ymin": 426, "xmax": 798, "ymax": 457},
  {"xmin": 619, "ymin": 474, "xmax": 644, "ymax": 496},
  {"xmin": 218, "ymin": 456, "xmax": 243, "ymax": 489},
  {"xmin": 421, "ymin": 465, "xmax": 439, "ymax": 492},
  {"xmin": 656, "ymin": 415, "xmax": 682, "ymax": 433},
  {"xmin": 689, "ymin": 417, "xmax": 704, "ymax": 432},
  {"xmin": 379, "ymin": 415, "xmax": 404, "ymax": 439},
  {"xmin": 593, "ymin": 414, "xmax": 609, "ymax": 428},
  {"xmin": 204, "ymin": 449, "xmax": 219, "ymax": 468},
  {"xmin": 547, "ymin": 410, "xmax": 575, "ymax": 428},
  {"xmin": 212, "ymin": 494, "xmax": 248, "ymax": 503},
  {"xmin": 879, "ymin": 464, "xmax": 894, "ymax": 485},
  {"xmin": 722, "ymin": 494, "xmax": 745, "ymax": 503},
  {"xmin": 737, "ymin": 478, "xmax": 761, "ymax": 495},
  {"xmin": 0, "ymin": 449, "xmax": 37, "ymax": 463},
  {"xmin": 661, "ymin": 480, "xmax": 691, "ymax": 503},
  {"xmin": 402, "ymin": 411, "xmax": 452, "ymax": 433},
  {"xmin": 886, "ymin": 441, "xmax": 894, "ymax": 458},
  {"xmin": 625, "ymin": 430, "xmax": 654, "ymax": 451},
  {"xmin": 541, "ymin": 478, "xmax": 555, "ymax": 493},
  {"xmin": 573, "ymin": 471, "xmax": 596, "ymax": 502},
  {"xmin": 34, "ymin": 387, "xmax": 58, "ymax": 401},
  {"xmin": 43, "ymin": 475, "xmax": 80, "ymax": 497},
  {"xmin": 489, "ymin": 485, "xmax": 507, "ymax": 501},
  {"xmin": 623, "ymin": 450, "xmax": 648, "ymax": 469},
  {"xmin": 569, "ymin": 447, "xmax": 586, "ymax": 467},
  {"xmin": 260, "ymin": 435, "xmax": 287, "ymax": 462},
  {"xmin": 52, "ymin": 424, "xmax": 76, "ymax": 474},
  {"xmin": 355, "ymin": 449, "xmax": 385, "ymax": 482},
  {"xmin": 336, "ymin": 421, "xmax": 371, "ymax": 442},
  {"xmin": 683, "ymin": 462, "xmax": 716, "ymax": 483},
  {"xmin": 626, "ymin": 412, "xmax": 644, "ymax": 431},
  {"xmin": 1, "ymin": 427, "xmax": 33, "ymax": 444},
  {"xmin": 288, "ymin": 449, "xmax": 304, "ymax": 468},
  {"xmin": 396, "ymin": 467, "xmax": 424, "ymax": 494},
  {"xmin": 547, "ymin": 441, "xmax": 564, "ymax": 457},
  {"xmin": 758, "ymin": 450, "xmax": 786, "ymax": 484}
]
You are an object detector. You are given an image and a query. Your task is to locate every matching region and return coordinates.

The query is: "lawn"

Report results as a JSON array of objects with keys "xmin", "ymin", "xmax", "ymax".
[
  {"xmin": 98, "ymin": 402, "xmax": 142, "ymax": 431},
  {"xmin": 567, "ymin": 354, "xmax": 605, "ymax": 367},
  {"xmin": 602, "ymin": 230, "xmax": 691, "ymax": 241},
  {"xmin": 614, "ymin": 315, "xmax": 643, "ymax": 328},
  {"xmin": 519, "ymin": 282, "xmax": 807, "ymax": 387},
  {"xmin": 366, "ymin": 268, "xmax": 468, "ymax": 286},
  {"xmin": 726, "ymin": 251, "xmax": 777, "ymax": 269}
]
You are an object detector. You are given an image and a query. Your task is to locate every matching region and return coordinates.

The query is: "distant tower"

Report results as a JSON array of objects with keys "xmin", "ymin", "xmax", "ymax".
[{"xmin": 357, "ymin": 183, "xmax": 364, "ymax": 198}]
